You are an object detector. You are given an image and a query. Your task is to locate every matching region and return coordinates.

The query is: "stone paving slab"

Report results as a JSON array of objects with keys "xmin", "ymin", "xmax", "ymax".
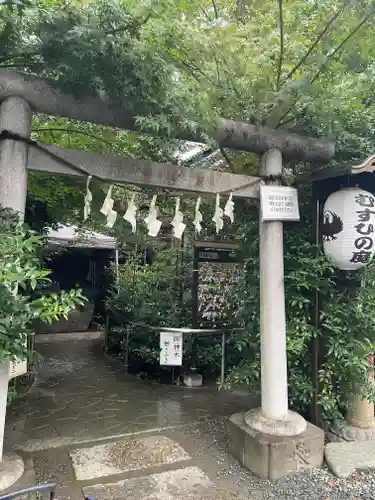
[
  {"xmin": 325, "ymin": 440, "xmax": 375, "ymax": 478},
  {"xmin": 70, "ymin": 435, "xmax": 191, "ymax": 481},
  {"xmin": 82, "ymin": 466, "xmax": 263, "ymax": 500},
  {"xmin": 82, "ymin": 466, "xmax": 211, "ymax": 500}
]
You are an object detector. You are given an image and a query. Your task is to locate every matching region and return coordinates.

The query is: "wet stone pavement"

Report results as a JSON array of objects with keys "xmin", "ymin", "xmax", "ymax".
[
  {"xmin": 5, "ymin": 335, "xmax": 257, "ymax": 454},
  {"xmin": 5, "ymin": 334, "xmax": 375, "ymax": 499},
  {"xmin": 3, "ymin": 334, "xmax": 262, "ymax": 499}
]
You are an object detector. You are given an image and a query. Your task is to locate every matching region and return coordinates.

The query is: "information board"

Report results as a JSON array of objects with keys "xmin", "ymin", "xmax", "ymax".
[
  {"xmin": 159, "ymin": 331, "xmax": 183, "ymax": 366},
  {"xmin": 260, "ymin": 185, "xmax": 300, "ymax": 222}
]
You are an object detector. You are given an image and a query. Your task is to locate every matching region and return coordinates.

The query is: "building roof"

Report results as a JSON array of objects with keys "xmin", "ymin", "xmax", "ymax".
[{"xmin": 46, "ymin": 225, "xmax": 116, "ymax": 249}]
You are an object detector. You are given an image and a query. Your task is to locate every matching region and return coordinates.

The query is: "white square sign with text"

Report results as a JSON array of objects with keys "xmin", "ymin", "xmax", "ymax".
[
  {"xmin": 159, "ymin": 331, "xmax": 183, "ymax": 366},
  {"xmin": 260, "ymin": 185, "xmax": 300, "ymax": 222}
]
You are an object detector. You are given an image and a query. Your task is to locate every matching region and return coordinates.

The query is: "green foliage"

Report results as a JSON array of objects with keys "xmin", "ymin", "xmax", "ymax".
[
  {"xmin": 224, "ymin": 199, "xmax": 375, "ymax": 427},
  {"xmin": 106, "ymin": 245, "xmax": 191, "ymax": 378},
  {"xmin": 0, "ymin": 207, "xmax": 86, "ymax": 364}
]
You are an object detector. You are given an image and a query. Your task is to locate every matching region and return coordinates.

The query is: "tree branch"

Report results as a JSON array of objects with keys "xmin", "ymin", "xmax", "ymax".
[
  {"xmin": 32, "ymin": 128, "xmax": 113, "ymax": 147},
  {"xmin": 284, "ymin": 1, "xmax": 349, "ymax": 82},
  {"xmin": 211, "ymin": 0, "xmax": 219, "ymax": 19},
  {"xmin": 276, "ymin": 11, "xmax": 375, "ymax": 127},
  {"xmin": 310, "ymin": 12, "xmax": 374, "ymax": 84},
  {"xmin": 276, "ymin": 0, "xmax": 284, "ymax": 91}
]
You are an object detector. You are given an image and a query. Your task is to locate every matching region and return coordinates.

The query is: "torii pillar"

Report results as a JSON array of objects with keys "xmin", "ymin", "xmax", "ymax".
[
  {"xmin": 228, "ymin": 147, "xmax": 332, "ymax": 481},
  {"xmin": 0, "ymin": 95, "xmax": 31, "ymax": 490}
]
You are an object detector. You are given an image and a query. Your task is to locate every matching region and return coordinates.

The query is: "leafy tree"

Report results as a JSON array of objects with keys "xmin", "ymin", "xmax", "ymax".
[
  {"xmin": 3, "ymin": 0, "xmax": 375, "ymax": 424},
  {"xmin": 0, "ymin": 207, "xmax": 86, "ymax": 365}
]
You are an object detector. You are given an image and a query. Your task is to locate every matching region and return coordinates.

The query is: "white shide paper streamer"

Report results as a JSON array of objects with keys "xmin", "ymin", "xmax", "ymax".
[
  {"xmin": 224, "ymin": 192, "xmax": 235, "ymax": 223},
  {"xmin": 171, "ymin": 197, "xmax": 186, "ymax": 239},
  {"xmin": 100, "ymin": 185, "xmax": 117, "ymax": 228},
  {"xmin": 144, "ymin": 195, "xmax": 162, "ymax": 237},
  {"xmin": 83, "ymin": 175, "xmax": 92, "ymax": 221},
  {"xmin": 193, "ymin": 197, "xmax": 203, "ymax": 235},
  {"xmin": 123, "ymin": 194, "xmax": 137, "ymax": 233},
  {"xmin": 212, "ymin": 193, "xmax": 224, "ymax": 234}
]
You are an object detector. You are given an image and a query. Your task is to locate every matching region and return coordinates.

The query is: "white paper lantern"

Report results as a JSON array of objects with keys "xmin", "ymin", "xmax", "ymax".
[{"xmin": 322, "ymin": 187, "xmax": 375, "ymax": 270}]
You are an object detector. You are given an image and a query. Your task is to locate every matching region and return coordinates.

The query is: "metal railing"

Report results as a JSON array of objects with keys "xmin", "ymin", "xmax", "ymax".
[{"xmin": 105, "ymin": 319, "xmax": 246, "ymax": 384}]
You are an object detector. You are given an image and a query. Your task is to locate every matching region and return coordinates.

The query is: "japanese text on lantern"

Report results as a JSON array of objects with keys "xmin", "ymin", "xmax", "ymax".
[
  {"xmin": 159, "ymin": 331, "xmax": 183, "ymax": 366},
  {"xmin": 350, "ymin": 193, "xmax": 375, "ymax": 265}
]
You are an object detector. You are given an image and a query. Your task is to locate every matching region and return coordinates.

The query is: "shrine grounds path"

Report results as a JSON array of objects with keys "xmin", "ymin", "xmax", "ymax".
[{"xmin": 4, "ymin": 334, "xmax": 375, "ymax": 499}]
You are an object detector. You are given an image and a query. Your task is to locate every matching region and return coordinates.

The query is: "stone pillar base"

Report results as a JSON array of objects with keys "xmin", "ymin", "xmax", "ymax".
[
  {"xmin": 245, "ymin": 407, "xmax": 307, "ymax": 436},
  {"xmin": 228, "ymin": 412, "xmax": 324, "ymax": 481},
  {"xmin": 346, "ymin": 395, "xmax": 375, "ymax": 429},
  {"xmin": 334, "ymin": 422, "xmax": 375, "ymax": 441},
  {"xmin": 0, "ymin": 453, "xmax": 24, "ymax": 492},
  {"xmin": 183, "ymin": 373, "xmax": 203, "ymax": 387}
]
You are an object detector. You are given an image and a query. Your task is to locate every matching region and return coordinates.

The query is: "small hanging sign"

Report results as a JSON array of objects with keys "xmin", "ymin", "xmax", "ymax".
[
  {"xmin": 260, "ymin": 185, "xmax": 300, "ymax": 222},
  {"xmin": 159, "ymin": 331, "xmax": 183, "ymax": 366},
  {"xmin": 9, "ymin": 359, "xmax": 27, "ymax": 380}
]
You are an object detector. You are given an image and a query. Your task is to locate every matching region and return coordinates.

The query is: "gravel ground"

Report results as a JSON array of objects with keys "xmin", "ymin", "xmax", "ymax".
[{"xmin": 166, "ymin": 419, "xmax": 375, "ymax": 500}]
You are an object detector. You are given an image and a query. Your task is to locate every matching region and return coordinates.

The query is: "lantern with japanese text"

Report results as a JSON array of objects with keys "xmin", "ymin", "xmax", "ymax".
[{"xmin": 322, "ymin": 187, "xmax": 375, "ymax": 270}]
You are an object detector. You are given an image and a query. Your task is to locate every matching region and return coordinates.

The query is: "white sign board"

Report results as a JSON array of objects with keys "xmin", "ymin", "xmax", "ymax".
[
  {"xmin": 159, "ymin": 331, "xmax": 183, "ymax": 366},
  {"xmin": 9, "ymin": 359, "xmax": 27, "ymax": 380},
  {"xmin": 260, "ymin": 185, "xmax": 300, "ymax": 222}
]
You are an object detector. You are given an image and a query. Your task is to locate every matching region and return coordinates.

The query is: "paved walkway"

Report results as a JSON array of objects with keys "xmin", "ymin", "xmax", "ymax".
[
  {"xmin": 5, "ymin": 334, "xmax": 257, "ymax": 453},
  {"xmin": 3, "ymin": 333, "xmax": 261, "ymax": 499},
  {"xmin": 4, "ymin": 334, "xmax": 375, "ymax": 499}
]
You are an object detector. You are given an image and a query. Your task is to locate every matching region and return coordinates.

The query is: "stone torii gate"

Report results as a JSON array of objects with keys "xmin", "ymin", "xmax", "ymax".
[{"xmin": 0, "ymin": 69, "xmax": 335, "ymax": 486}]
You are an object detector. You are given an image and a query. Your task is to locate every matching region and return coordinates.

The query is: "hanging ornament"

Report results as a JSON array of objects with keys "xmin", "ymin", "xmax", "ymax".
[
  {"xmin": 83, "ymin": 175, "xmax": 92, "ymax": 221},
  {"xmin": 193, "ymin": 197, "xmax": 203, "ymax": 235},
  {"xmin": 171, "ymin": 197, "xmax": 186, "ymax": 239},
  {"xmin": 212, "ymin": 194, "xmax": 224, "ymax": 234},
  {"xmin": 123, "ymin": 194, "xmax": 137, "ymax": 233},
  {"xmin": 144, "ymin": 195, "xmax": 162, "ymax": 237},
  {"xmin": 100, "ymin": 185, "xmax": 118, "ymax": 228},
  {"xmin": 224, "ymin": 192, "xmax": 235, "ymax": 223},
  {"xmin": 100, "ymin": 185, "xmax": 114, "ymax": 216},
  {"xmin": 106, "ymin": 209, "xmax": 117, "ymax": 228}
]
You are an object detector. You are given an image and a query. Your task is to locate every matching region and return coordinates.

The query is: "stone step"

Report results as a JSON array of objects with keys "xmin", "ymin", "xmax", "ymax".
[
  {"xmin": 82, "ymin": 466, "xmax": 263, "ymax": 500},
  {"xmin": 69, "ymin": 435, "xmax": 191, "ymax": 481},
  {"xmin": 70, "ymin": 434, "xmax": 264, "ymax": 499},
  {"xmin": 325, "ymin": 440, "xmax": 375, "ymax": 478}
]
